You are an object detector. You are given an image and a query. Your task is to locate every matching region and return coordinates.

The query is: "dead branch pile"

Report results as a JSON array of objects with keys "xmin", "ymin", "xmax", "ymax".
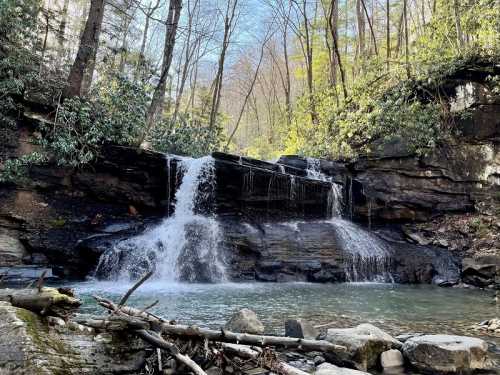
[{"xmin": 76, "ymin": 272, "xmax": 347, "ymax": 375}]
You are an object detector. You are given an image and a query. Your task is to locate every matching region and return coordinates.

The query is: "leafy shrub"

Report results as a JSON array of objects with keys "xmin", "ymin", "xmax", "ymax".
[
  {"xmin": 150, "ymin": 112, "xmax": 225, "ymax": 157},
  {"xmin": 39, "ymin": 72, "xmax": 149, "ymax": 167}
]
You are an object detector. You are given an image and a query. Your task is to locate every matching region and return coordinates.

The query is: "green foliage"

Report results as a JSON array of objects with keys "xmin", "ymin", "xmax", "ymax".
[
  {"xmin": 40, "ymin": 72, "xmax": 149, "ymax": 167},
  {"xmin": 0, "ymin": 0, "xmax": 40, "ymax": 126},
  {"xmin": 0, "ymin": 152, "xmax": 46, "ymax": 183},
  {"xmin": 150, "ymin": 111, "xmax": 225, "ymax": 157}
]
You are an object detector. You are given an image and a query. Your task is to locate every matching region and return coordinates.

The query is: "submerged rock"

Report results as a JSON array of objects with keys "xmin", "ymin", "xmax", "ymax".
[
  {"xmin": 402, "ymin": 334, "xmax": 493, "ymax": 374},
  {"xmin": 324, "ymin": 323, "xmax": 402, "ymax": 371},
  {"xmin": 224, "ymin": 308, "xmax": 265, "ymax": 334},
  {"xmin": 314, "ymin": 362, "xmax": 371, "ymax": 375}
]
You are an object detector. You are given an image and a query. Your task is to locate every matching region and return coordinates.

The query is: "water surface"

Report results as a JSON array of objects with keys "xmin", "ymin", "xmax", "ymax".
[{"xmin": 70, "ymin": 281, "xmax": 498, "ymax": 341}]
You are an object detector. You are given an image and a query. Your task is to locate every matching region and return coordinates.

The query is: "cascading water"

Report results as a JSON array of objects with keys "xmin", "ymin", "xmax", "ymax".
[
  {"xmin": 95, "ymin": 156, "xmax": 226, "ymax": 283},
  {"xmin": 328, "ymin": 218, "xmax": 394, "ymax": 282},
  {"xmin": 305, "ymin": 157, "xmax": 393, "ymax": 282}
]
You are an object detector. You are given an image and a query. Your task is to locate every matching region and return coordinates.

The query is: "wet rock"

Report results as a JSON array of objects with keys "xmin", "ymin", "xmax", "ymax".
[
  {"xmin": 402, "ymin": 334, "xmax": 493, "ymax": 374},
  {"xmin": 314, "ymin": 362, "xmax": 371, "ymax": 375},
  {"xmin": 0, "ymin": 301, "xmax": 146, "ymax": 374},
  {"xmin": 324, "ymin": 324, "xmax": 402, "ymax": 371},
  {"xmin": 225, "ymin": 308, "xmax": 265, "ymax": 334},
  {"xmin": 285, "ymin": 319, "xmax": 319, "ymax": 340},
  {"xmin": 380, "ymin": 349, "xmax": 404, "ymax": 369}
]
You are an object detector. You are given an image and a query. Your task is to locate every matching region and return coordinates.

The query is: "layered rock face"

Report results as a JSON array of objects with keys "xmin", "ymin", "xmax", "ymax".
[{"xmin": 1, "ymin": 88, "xmax": 498, "ymax": 286}]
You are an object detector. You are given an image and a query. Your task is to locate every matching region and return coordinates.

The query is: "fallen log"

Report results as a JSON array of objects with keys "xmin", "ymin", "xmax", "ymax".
[
  {"xmin": 81, "ymin": 312, "xmax": 346, "ymax": 354},
  {"xmin": 0, "ymin": 287, "xmax": 81, "ymax": 319}
]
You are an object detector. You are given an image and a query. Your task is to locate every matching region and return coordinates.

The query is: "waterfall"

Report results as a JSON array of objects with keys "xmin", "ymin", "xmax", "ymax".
[
  {"xmin": 305, "ymin": 157, "xmax": 343, "ymax": 218},
  {"xmin": 95, "ymin": 156, "xmax": 225, "ymax": 283},
  {"xmin": 305, "ymin": 157, "xmax": 392, "ymax": 282},
  {"xmin": 328, "ymin": 218, "xmax": 394, "ymax": 282}
]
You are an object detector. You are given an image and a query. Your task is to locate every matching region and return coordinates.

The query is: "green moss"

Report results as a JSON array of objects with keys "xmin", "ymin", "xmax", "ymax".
[
  {"xmin": 50, "ymin": 218, "xmax": 67, "ymax": 228},
  {"xmin": 15, "ymin": 307, "xmax": 80, "ymax": 374}
]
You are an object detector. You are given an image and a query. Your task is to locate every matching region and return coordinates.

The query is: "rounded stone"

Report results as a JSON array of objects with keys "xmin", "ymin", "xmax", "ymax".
[
  {"xmin": 380, "ymin": 349, "xmax": 404, "ymax": 368},
  {"xmin": 224, "ymin": 308, "xmax": 265, "ymax": 334}
]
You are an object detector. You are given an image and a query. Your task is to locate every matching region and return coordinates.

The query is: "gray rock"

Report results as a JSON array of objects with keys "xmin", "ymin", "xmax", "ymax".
[
  {"xmin": 462, "ymin": 257, "xmax": 499, "ymax": 287},
  {"xmin": 325, "ymin": 323, "xmax": 402, "ymax": 371},
  {"xmin": 0, "ymin": 301, "xmax": 147, "ymax": 374},
  {"xmin": 402, "ymin": 334, "xmax": 493, "ymax": 373},
  {"xmin": 224, "ymin": 308, "xmax": 265, "ymax": 334},
  {"xmin": 0, "ymin": 232, "xmax": 28, "ymax": 266},
  {"xmin": 380, "ymin": 349, "xmax": 404, "ymax": 369},
  {"xmin": 285, "ymin": 319, "xmax": 319, "ymax": 340},
  {"xmin": 314, "ymin": 363, "xmax": 371, "ymax": 375},
  {"xmin": 395, "ymin": 333, "xmax": 424, "ymax": 343}
]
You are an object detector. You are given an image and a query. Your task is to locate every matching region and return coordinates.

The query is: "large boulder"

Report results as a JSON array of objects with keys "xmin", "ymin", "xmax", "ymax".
[
  {"xmin": 314, "ymin": 363, "xmax": 371, "ymax": 375},
  {"xmin": 324, "ymin": 324, "xmax": 402, "ymax": 370},
  {"xmin": 0, "ymin": 301, "xmax": 146, "ymax": 374},
  {"xmin": 224, "ymin": 308, "xmax": 265, "ymax": 334},
  {"xmin": 402, "ymin": 334, "xmax": 493, "ymax": 374}
]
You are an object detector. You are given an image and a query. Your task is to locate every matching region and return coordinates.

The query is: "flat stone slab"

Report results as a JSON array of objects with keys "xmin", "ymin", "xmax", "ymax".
[{"xmin": 402, "ymin": 334, "xmax": 493, "ymax": 374}]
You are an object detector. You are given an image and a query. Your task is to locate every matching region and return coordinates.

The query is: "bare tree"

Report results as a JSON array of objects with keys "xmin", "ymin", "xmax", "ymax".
[
  {"xmin": 386, "ymin": 0, "xmax": 390, "ymax": 70},
  {"xmin": 57, "ymin": 0, "xmax": 70, "ymax": 59},
  {"xmin": 453, "ymin": 0, "xmax": 465, "ymax": 48},
  {"xmin": 225, "ymin": 32, "xmax": 272, "ymax": 149},
  {"xmin": 64, "ymin": 0, "xmax": 106, "ymax": 98},
  {"xmin": 328, "ymin": 0, "xmax": 348, "ymax": 98},
  {"xmin": 403, "ymin": 0, "xmax": 410, "ymax": 78},
  {"xmin": 141, "ymin": 0, "xmax": 183, "ymax": 145},
  {"xmin": 208, "ymin": 0, "xmax": 239, "ymax": 131},
  {"xmin": 135, "ymin": 0, "xmax": 162, "ymax": 80}
]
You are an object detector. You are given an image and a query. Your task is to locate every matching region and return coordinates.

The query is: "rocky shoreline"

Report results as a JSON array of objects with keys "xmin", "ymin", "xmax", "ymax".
[{"xmin": 0, "ymin": 284, "xmax": 498, "ymax": 375}]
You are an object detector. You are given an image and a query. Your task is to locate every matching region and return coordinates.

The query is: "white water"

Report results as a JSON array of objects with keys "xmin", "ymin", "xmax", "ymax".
[
  {"xmin": 306, "ymin": 157, "xmax": 343, "ymax": 218},
  {"xmin": 96, "ymin": 156, "xmax": 225, "ymax": 282},
  {"xmin": 329, "ymin": 218, "xmax": 394, "ymax": 282},
  {"xmin": 305, "ymin": 157, "xmax": 393, "ymax": 282}
]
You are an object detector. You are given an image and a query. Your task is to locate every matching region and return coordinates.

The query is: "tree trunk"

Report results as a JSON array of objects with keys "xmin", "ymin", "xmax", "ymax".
[
  {"xmin": 453, "ymin": 0, "xmax": 465, "ymax": 49},
  {"xmin": 329, "ymin": 0, "xmax": 348, "ymax": 99},
  {"xmin": 64, "ymin": 0, "xmax": 105, "ymax": 98},
  {"xmin": 142, "ymin": 0, "xmax": 183, "ymax": 144},
  {"xmin": 57, "ymin": 0, "xmax": 70, "ymax": 59},
  {"xmin": 360, "ymin": 0, "xmax": 378, "ymax": 56},
  {"xmin": 356, "ymin": 0, "xmax": 366, "ymax": 61},
  {"xmin": 403, "ymin": 0, "xmax": 411, "ymax": 78},
  {"xmin": 386, "ymin": 0, "xmax": 390, "ymax": 70},
  {"xmin": 208, "ymin": 0, "xmax": 238, "ymax": 131}
]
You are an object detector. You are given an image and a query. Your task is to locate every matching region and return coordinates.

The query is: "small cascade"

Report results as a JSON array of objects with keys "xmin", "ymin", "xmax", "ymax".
[
  {"xmin": 306, "ymin": 157, "xmax": 343, "ymax": 218},
  {"xmin": 95, "ymin": 156, "xmax": 225, "ymax": 283},
  {"xmin": 306, "ymin": 158, "xmax": 324, "ymax": 180},
  {"xmin": 329, "ymin": 218, "xmax": 394, "ymax": 282}
]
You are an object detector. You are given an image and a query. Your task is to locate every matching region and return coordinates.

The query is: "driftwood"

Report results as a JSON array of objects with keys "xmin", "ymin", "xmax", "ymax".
[
  {"xmin": 0, "ymin": 287, "xmax": 81, "ymax": 319},
  {"xmin": 92, "ymin": 295, "xmax": 346, "ymax": 354},
  {"xmin": 222, "ymin": 344, "xmax": 309, "ymax": 375},
  {"xmin": 136, "ymin": 329, "xmax": 207, "ymax": 375},
  {"xmin": 77, "ymin": 273, "xmax": 340, "ymax": 375}
]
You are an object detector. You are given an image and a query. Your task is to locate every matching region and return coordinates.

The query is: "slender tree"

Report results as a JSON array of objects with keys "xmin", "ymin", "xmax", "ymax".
[
  {"xmin": 141, "ymin": 0, "xmax": 183, "ymax": 144},
  {"xmin": 208, "ymin": 0, "xmax": 239, "ymax": 131},
  {"xmin": 64, "ymin": 0, "xmax": 105, "ymax": 98}
]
